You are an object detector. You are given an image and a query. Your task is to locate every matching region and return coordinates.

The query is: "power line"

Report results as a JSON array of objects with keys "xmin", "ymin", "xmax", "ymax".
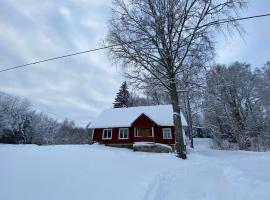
[
  {"xmin": 0, "ymin": 39, "xmax": 143, "ymax": 73},
  {"xmin": 35, "ymin": 107, "xmax": 68, "ymax": 119},
  {"xmin": 201, "ymin": 13, "xmax": 270, "ymax": 27},
  {"xmin": 35, "ymin": 107, "xmax": 88, "ymax": 125},
  {"xmin": 0, "ymin": 13, "xmax": 270, "ymax": 73}
]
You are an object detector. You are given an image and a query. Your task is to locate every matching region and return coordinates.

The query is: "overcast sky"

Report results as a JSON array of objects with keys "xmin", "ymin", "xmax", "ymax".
[{"xmin": 0, "ymin": 0, "xmax": 269, "ymax": 126}]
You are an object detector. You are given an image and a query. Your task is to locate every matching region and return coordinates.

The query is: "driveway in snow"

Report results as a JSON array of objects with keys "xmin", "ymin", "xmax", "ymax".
[{"xmin": 0, "ymin": 139, "xmax": 269, "ymax": 200}]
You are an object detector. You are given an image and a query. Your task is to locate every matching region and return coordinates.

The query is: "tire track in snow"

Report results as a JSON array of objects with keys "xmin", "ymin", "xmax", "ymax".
[{"xmin": 142, "ymin": 173, "xmax": 173, "ymax": 200}]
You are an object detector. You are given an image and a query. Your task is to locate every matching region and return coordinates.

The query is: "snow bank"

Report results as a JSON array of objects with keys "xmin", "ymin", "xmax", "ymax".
[
  {"xmin": 193, "ymin": 138, "xmax": 213, "ymax": 150},
  {"xmin": 133, "ymin": 142, "xmax": 172, "ymax": 153},
  {"xmin": 0, "ymin": 139, "xmax": 269, "ymax": 200},
  {"xmin": 133, "ymin": 142, "xmax": 172, "ymax": 149}
]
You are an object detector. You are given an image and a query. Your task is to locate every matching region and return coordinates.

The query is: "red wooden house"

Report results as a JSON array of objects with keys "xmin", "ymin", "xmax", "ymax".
[{"xmin": 90, "ymin": 105, "xmax": 187, "ymax": 148}]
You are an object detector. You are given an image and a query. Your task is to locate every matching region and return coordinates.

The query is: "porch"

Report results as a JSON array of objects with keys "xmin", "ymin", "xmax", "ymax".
[{"xmin": 133, "ymin": 127, "xmax": 155, "ymax": 142}]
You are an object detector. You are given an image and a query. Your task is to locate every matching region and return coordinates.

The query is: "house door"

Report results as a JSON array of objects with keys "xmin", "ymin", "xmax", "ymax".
[{"xmin": 137, "ymin": 128, "xmax": 152, "ymax": 137}]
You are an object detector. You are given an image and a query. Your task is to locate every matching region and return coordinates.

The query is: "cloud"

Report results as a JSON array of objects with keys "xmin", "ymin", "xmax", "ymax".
[
  {"xmin": 0, "ymin": 0, "xmax": 122, "ymax": 126},
  {"xmin": 0, "ymin": 0, "xmax": 269, "ymax": 126},
  {"xmin": 216, "ymin": 0, "xmax": 270, "ymax": 68}
]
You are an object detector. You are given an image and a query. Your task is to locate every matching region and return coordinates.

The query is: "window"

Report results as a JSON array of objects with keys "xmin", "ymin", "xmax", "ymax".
[
  {"xmin": 103, "ymin": 129, "xmax": 112, "ymax": 140},
  {"xmin": 136, "ymin": 128, "xmax": 152, "ymax": 137},
  {"xmin": 163, "ymin": 128, "xmax": 172, "ymax": 139},
  {"xmin": 119, "ymin": 128, "xmax": 129, "ymax": 139}
]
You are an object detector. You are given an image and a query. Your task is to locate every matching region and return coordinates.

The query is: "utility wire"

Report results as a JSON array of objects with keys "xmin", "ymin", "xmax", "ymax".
[
  {"xmin": 200, "ymin": 13, "xmax": 270, "ymax": 27},
  {"xmin": 0, "ymin": 13, "xmax": 270, "ymax": 73},
  {"xmin": 35, "ymin": 107, "xmax": 88, "ymax": 125},
  {"xmin": 0, "ymin": 39, "xmax": 143, "ymax": 73},
  {"xmin": 35, "ymin": 107, "xmax": 68, "ymax": 119}
]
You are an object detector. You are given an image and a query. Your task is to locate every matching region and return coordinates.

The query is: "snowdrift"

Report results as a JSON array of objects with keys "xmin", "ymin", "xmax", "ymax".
[{"xmin": 0, "ymin": 139, "xmax": 269, "ymax": 200}]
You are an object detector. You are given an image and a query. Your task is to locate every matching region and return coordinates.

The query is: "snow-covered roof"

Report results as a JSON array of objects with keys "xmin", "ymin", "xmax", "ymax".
[{"xmin": 90, "ymin": 105, "xmax": 187, "ymax": 128}]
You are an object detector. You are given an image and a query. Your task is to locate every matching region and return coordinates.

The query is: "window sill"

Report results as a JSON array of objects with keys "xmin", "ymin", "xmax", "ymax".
[{"xmin": 134, "ymin": 136, "xmax": 154, "ymax": 138}]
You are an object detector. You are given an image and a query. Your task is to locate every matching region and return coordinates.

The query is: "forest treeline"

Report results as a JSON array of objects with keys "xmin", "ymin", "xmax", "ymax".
[
  {"xmin": 0, "ymin": 92, "xmax": 90, "ymax": 145},
  {"xmin": 127, "ymin": 61, "xmax": 270, "ymax": 151},
  {"xmin": 1, "ymin": 61, "xmax": 270, "ymax": 151}
]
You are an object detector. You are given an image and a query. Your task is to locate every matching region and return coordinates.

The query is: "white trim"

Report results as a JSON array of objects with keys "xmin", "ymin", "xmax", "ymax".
[
  {"xmin": 91, "ymin": 128, "xmax": 95, "ymax": 142},
  {"xmin": 162, "ymin": 128, "xmax": 172, "ymax": 139},
  {"xmin": 134, "ymin": 127, "xmax": 140, "ymax": 137},
  {"xmin": 134, "ymin": 127, "xmax": 154, "ymax": 137},
  {"xmin": 102, "ymin": 129, "xmax": 112, "ymax": 140},
  {"xmin": 118, "ymin": 128, "xmax": 129, "ymax": 139}
]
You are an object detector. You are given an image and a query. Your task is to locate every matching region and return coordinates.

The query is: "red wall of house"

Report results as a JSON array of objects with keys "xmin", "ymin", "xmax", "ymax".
[
  {"xmin": 92, "ymin": 127, "xmax": 134, "ymax": 144},
  {"xmin": 92, "ymin": 114, "xmax": 176, "ymax": 145},
  {"xmin": 92, "ymin": 126, "xmax": 175, "ymax": 145},
  {"xmin": 132, "ymin": 114, "xmax": 155, "ymax": 128},
  {"xmin": 154, "ymin": 126, "xmax": 175, "ymax": 144}
]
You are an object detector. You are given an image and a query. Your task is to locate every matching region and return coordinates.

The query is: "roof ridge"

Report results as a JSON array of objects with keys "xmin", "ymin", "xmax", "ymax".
[{"xmin": 90, "ymin": 104, "xmax": 187, "ymax": 128}]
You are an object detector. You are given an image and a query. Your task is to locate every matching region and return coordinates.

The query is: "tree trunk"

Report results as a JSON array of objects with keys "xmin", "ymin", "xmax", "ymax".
[
  {"xmin": 169, "ymin": 81, "xmax": 187, "ymax": 159},
  {"xmin": 229, "ymin": 97, "xmax": 248, "ymax": 149},
  {"xmin": 186, "ymin": 92, "xmax": 194, "ymax": 148}
]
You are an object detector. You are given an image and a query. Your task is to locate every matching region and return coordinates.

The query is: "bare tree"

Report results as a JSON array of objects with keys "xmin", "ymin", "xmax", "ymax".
[
  {"xmin": 203, "ymin": 62, "xmax": 269, "ymax": 150},
  {"xmin": 179, "ymin": 63, "xmax": 206, "ymax": 148},
  {"xmin": 106, "ymin": 0, "xmax": 246, "ymax": 159}
]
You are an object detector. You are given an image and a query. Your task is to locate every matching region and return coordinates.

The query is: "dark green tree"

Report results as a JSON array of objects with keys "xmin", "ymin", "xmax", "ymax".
[{"xmin": 113, "ymin": 81, "xmax": 130, "ymax": 108}]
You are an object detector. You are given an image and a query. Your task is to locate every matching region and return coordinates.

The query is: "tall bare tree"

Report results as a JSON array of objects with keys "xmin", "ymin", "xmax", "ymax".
[
  {"xmin": 203, "ymin": 62, "xmax": 267, "ymax": 150},
  {"xmin": 106, "ymin": 0, "xmax": 246, "ymax": 159}
]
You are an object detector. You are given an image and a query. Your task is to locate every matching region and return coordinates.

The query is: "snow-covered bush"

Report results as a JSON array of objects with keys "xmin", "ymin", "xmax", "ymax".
[
  {"xmin": 0, "ymin": 91, "xmax": 89, "ymax": 145},
  {"xmin": 212, "ymin": 139, "xmax": 239, "ymax": 151}
]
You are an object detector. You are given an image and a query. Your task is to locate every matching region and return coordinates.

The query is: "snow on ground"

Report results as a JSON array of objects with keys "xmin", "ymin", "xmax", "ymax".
[
  {"xmin": 133, "ymin": 142, "xmax": 172, "ymax": 149},
  {"xmin": 0, "ymin": 139, "xmax": 269, "ymax": 200}
]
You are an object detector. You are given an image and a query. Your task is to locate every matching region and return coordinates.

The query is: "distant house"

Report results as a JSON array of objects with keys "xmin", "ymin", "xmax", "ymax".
[{"xmin": 90, "ymin": 105, "xmax": 188, "ymax": 148}]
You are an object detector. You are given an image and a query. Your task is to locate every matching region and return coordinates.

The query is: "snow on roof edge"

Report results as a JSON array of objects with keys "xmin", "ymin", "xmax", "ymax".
[{"xmin": 90, "ymin": 105, "xmax": 187, "ymax": 128}]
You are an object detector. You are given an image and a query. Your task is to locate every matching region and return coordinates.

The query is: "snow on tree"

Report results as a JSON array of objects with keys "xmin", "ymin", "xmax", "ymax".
[
  {"xmin": 113, "ymin": 81, "xmax": 130, "ymax": 108},
  {"xmin": 106, "ymin": 0, "xmax": 246, "ymax": 159},
  {"xmin": 255, "ymin": 61, "xmax": 270, "ymax": 118},
  {"xmin": 203, "ymin": 62, "xmax": 270, "ymax": 151},
  {"xmin": 0, "ymin": 91, "xmax": 88, "ymax": 145}
]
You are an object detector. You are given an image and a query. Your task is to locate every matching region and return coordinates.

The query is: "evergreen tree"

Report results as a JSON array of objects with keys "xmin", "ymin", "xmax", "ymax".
[{"xmin": 113, "ymin": 81, "xmax": 130, "ymax": 108}]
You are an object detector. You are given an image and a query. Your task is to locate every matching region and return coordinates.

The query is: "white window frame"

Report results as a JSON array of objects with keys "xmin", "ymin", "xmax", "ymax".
[
  {"xmin": 102, "ymin": 129, "xmax": 112, "ymax": 140},
  {"xmin": 91, "ymin": 128, "xmax": 95, "ymax": 142},
  {"xmin": 134, "ymin": 127, "xmax": 154, "ymax": 137},
  {"xmin": 162, "ymin": 128, "xmax": 172, "ymax": 139},
  {"xmin": 118, "ymin": 128, "xmax": 129, "ymax": 139}
]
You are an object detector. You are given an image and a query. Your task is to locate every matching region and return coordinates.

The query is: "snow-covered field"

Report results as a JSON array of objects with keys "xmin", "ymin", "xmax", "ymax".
[{"xmin": 0, "ymin": 139, "xmax": 269, "ymax": 200}]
